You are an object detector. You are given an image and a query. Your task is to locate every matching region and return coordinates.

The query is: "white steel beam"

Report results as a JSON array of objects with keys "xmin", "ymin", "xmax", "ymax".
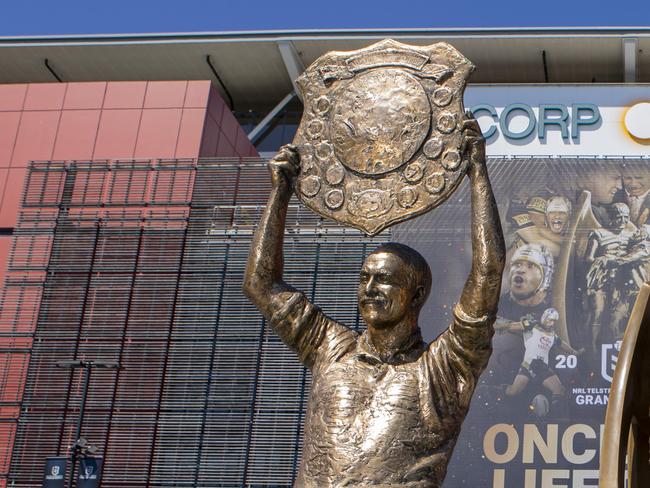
[
  {"xmin": 622, "ymin": 37, "xmax": 638, "ymax": 83},
  {"xmin": 247, "ymin": 91, "xmax": 296, "ymax": 144},
  {"xmin": 277, "ymin": 41, "xmax": 305, "ymax": 100}
]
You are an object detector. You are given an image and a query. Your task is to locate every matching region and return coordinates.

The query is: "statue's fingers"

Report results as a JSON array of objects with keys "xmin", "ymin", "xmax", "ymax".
[
  {"xmin": 274, "ymin": 160, "xmax": 294, "ymax": 170},
  {"xmin": 275, "ymin": 160, "xmax": 300, "ymax": 175},
  {"xmin": 461, "ymin": 117, "xmax": 482, "ymax": 135},
  {"xmin": 279, "ymin": 144, "xmax": 300, "ymax": 166},
  {"xmin": 271, "ymin": 152, "xmax": 289, "ymax": 164},
  {"xmin": 461, "ymin": 135, "xmax": 481, "ymax": 155}
]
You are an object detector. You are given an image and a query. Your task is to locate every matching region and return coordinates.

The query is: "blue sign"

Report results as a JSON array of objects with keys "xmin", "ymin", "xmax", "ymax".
[
  {"xmin": 77, "ymin": 457, "xmax": 103, "ymax": 488},
  {"xmin": 43, "ymin": 457, "xmax": 66, "ymax": 488}
]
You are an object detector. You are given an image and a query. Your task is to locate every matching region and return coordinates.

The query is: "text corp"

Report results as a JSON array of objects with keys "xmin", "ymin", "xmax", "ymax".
[{"xmin": 470, "ymin": 103, "xmax": 601, "ymax": 141}]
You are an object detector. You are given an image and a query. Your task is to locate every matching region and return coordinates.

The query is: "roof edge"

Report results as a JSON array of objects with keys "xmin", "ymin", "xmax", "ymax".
[{"xmin": 2, "ymin": 26, "xmax": 650, "ymax": 45}]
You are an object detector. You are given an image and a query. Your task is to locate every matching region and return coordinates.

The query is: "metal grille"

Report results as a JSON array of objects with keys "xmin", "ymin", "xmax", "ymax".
[{"xmin": 2, "ymin": 159, "xmax": 388, "ymax": 487}]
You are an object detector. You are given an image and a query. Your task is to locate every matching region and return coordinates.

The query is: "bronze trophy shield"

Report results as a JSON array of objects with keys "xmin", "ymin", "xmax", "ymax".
[{"xmin": 292, "ymin": 39, "xmax": 475, "ymax": 235}]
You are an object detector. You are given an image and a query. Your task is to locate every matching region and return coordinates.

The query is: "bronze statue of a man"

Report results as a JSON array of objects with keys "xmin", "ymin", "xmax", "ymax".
[
  {"xmin": 243, "ymin": 117, "xmax": 505, "ymax": 487},
  {"xmin": 585, "ymin": 202, "xmax": 650, "ymax": 350}
]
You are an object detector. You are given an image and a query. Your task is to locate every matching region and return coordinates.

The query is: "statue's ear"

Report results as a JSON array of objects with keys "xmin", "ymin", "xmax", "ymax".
[{"xmin": 412, "ymin": 286, "xmax": 426, "ymax": 307}]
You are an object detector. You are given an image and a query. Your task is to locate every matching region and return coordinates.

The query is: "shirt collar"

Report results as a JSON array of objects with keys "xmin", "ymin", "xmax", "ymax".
[{"xmin": 356, "ymin": 329, "xmax": 426, "ymax": 365}]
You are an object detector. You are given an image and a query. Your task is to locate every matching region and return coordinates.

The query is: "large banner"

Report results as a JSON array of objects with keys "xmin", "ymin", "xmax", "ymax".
[
  {"xmin": 394, "ymin": 85, "xmax": 649, "ymax": 486},
  {"xmin": 396, "ymin": 156, "xmax": 649, "ymax": 486}
]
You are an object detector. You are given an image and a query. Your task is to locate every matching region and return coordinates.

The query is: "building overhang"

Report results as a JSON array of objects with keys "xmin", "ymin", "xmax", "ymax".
[{"xmin": 1, "ymin": 27, "xmax": 649, "ymax": 112}]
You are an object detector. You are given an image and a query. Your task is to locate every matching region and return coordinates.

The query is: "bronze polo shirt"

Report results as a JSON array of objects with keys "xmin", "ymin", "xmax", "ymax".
[{"xmin": 269, "ymin": 292, "xmax": 493, "ymax": 488}]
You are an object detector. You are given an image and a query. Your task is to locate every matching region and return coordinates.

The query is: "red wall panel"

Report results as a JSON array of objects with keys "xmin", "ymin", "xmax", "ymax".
[
  {"xmin": 52, "ymin": 110, "xmax": 102, "ymax": 161},
  {"xmin": 93, "ymin": 109, "xmax": 142, "ymax": 160},
  {"xmin": 144, "ymin": 80, "xmax": 187, "ymax": 109},
  {"xmin": 184, "ymin": 80, "xmax": 211, "ymax": 108},
  {"xmin": 23, "ymin": 84, "xmax": 66, "ymax": 111},
  {"xmin": 176, "ymin": 108, "xmax": 208, "ymax": 159},
  {"xmin": 199, "ymin": 112, "xmax": 220, "ymax": 157},
  {"xmin": 0, "ymin": 113, "xmax": 20, "ymax": 163},
  {"xmin": 0, "ymin": 85, "xmax": 26, "ymax": 111},
  {"xmin": 206, "ymin": 84, "xmax": 226, "ymax": 125},
  {"xmin": 62, "ymin": 82, "xmax": 106, "ymax": 110},
  {"xmin": 215, "ymin": 135, "xmax": 236, "ymax": 157},
  {"xmin": 11, "ymin": 111, "xmax": 60, "ymax": 165},
  {"xmin": 219, "ymin": 109, "xmax": 240, "ymax": 153},
  {"xmin": 199, "ymin": 83, "xmax": 256, "ymax": 159},
  {"xmin": 0, "ymin": 170, "xmax": 7, "ymax": 214},
  {"xmin": 103, "ymin": 81, "xmax": 147, "ymax": 109},
  {"xmin": 0, "ymin": 169, "xmax": 27, "ymax": 227},
  {"xmin": 134, "ymin": 108, "xmax": 183, "ymax": 159}
]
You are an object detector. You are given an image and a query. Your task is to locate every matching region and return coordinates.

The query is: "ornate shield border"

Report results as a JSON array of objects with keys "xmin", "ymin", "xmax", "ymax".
[{"xmin": 292, "ymin": 39, "xmax": 475, "ymax": 235}]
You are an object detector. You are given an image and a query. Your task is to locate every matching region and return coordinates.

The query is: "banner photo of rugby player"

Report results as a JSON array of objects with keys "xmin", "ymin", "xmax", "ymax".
[{"xmin": 394, "ymin": 157, "xmax": 650, "ymax": 487}]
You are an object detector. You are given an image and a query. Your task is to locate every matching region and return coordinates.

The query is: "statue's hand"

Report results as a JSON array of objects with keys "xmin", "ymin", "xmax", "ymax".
[
  {"xmin": 269, "ymin": 144, "xmax": 300, "ymax": 192},
  {"xmin": 461, "ymin": 113, "xmax": 486, "ymax": 170}
]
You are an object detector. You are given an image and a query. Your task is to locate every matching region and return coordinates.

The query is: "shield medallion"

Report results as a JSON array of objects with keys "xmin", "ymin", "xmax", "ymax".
[{"xmin": 292, "ymin": 39, "xmax": 475, "ymax": 235}]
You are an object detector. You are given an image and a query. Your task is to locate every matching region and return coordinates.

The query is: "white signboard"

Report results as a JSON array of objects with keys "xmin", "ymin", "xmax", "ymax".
[{"xmin": 465, "ymin": 85, "xmax": 650, "ymax": 156}]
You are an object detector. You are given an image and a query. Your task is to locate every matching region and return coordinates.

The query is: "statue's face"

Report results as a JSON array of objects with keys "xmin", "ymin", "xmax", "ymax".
[
  {"xmin": 610, "ymin": 212, "xmax": 630, "ymax": 231},
  {"xmin": 607, "ymin": 203, "xmax": 630, "ymax": 231},
  {"xmin": 509, "ymin": 260, "xmax": 543, "ymax": 300},
  {"xmin": 358, "ymin": 252, "xmax": 415, "ymax": 329},
  {"xmin": 546, "ymin": 211, "xmax": 569, "ymax": 234}
]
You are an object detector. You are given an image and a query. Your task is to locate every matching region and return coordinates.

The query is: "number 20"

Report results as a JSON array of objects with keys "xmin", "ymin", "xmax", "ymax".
[{"xmin": 555, "ymin": 354, "xmax": 577, "ymax": 369}]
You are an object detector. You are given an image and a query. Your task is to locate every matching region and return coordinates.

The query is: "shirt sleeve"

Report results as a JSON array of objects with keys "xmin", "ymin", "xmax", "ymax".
[
  {"xmin": 268, "ymin": 291, "xmax": 355, "ymax": 369},
  {"xmin": 425, "ymin": 304, "xmax": 495, "ymax": 415}
]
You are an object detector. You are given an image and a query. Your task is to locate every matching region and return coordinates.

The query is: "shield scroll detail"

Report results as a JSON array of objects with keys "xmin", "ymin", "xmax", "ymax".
[{"xmin": 292, "ymin": 39, "xmax": 475, "ymax": 235}]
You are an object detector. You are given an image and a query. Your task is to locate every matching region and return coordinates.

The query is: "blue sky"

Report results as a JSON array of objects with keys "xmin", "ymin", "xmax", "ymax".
[{"xmin": 1, "ymin": 0, "xmax": 649, "ymax": 36}]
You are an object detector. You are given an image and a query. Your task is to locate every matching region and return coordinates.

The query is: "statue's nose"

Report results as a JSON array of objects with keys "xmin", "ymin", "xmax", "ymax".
[{"xmin": 365, "ymin": 276, "xmax": 377, "ymax": 293}]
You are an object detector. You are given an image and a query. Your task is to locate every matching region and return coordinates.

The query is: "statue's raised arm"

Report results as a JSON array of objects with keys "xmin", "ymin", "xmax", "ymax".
[
  {"xmin": 243, "ymin": 145, "xmax": 354, "ymax": 369},
  {"xmin": 458, "ymin": 116, "xmax": 506, "ymax": 321},
  {"xmin": 425, "ymin": 115, "xmax": 506, "ymax": 421},
  {"xmin": 242, "ymin": 144, "xmax": 299, "ymax": 316}
]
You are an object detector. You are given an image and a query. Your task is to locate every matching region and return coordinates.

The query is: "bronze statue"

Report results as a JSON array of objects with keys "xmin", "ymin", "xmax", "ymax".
[
  {"xmin": 243, "ymin": 112, "xmax": 505, "ymax": 485},
  {"xmin": 585, "ymin": 202, "xmax": 650, "ymax": 351}
]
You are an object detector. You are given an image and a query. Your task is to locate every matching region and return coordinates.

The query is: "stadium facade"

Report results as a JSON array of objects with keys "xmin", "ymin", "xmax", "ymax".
[{"xmin": 0, "ymin": 28, "xmax": 649, "ymax": 487}]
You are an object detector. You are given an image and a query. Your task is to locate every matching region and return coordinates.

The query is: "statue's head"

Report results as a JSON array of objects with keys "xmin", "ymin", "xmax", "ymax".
[
  {"xmin": 607, "ymin": 202, "xmax": 630, "ymax": 231},
  {"xmin": 509, "ymin": 244, "xmax": 554, "ymax": 302},
  {"xmin": 358, "ymin": 243, "xmax": 431, "ymax": 329}
]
